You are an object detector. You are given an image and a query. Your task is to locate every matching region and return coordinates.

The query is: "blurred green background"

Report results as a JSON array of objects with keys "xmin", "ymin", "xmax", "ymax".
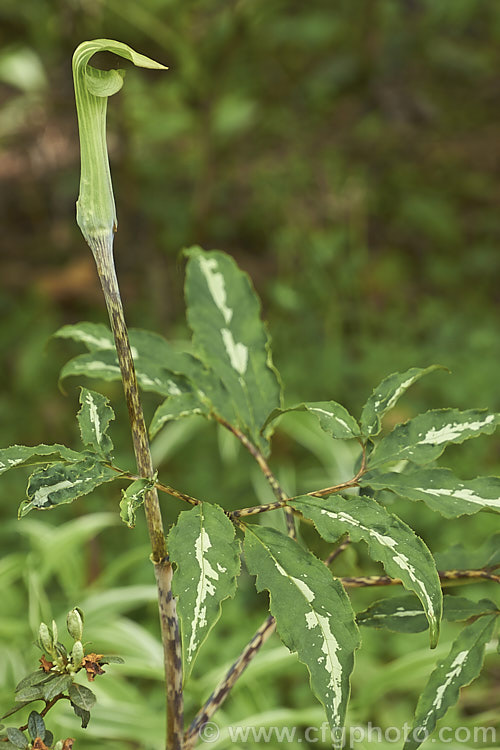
[{"xmin": 0, "ymin": 1, "xmax": 499, "ymax": 748}]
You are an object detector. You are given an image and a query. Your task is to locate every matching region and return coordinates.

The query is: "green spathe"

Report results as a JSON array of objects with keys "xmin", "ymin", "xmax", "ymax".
[{"xmin": 72, "ymin": 40, "xmax": 166, "ymax": 260}]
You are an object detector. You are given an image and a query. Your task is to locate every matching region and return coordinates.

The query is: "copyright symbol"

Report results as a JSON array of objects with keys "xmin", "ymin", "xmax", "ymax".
[{"xmin": 199, "ymin": 721, "xmax": 220, "ymax": 743}]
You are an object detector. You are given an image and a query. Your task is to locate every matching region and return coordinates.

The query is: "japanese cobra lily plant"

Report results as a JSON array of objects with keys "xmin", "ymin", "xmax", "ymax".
[{"xmin": 1, "ymin": 39, "xmax": 499, "ymax": 750}]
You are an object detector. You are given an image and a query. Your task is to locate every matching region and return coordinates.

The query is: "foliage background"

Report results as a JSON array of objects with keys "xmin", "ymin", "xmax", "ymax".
[{"xmin": 0, "ymin": 1, "xmax": 498, "ymax": 748}]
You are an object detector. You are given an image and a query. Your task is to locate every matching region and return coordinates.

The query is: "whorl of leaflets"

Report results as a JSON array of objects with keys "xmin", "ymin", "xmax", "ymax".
[
  {"xmin": 244, "ymin": 526, "xmax": 360, "ymax": 746},
  {"xmin": 53, "ymin": 247, "xmax": 284, "ymax": 455},
  {"xmin": 168, "ymin": 503, "xmax": 241, "ymax": 681}
]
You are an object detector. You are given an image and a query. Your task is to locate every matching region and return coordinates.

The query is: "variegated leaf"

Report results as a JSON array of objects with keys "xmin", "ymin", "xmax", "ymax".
[
  {"xmin": 149, "ymin": 393, "xmax": 211, "ymax": 439},
  {"xmin": 54, "ymin": 322, "xmax": 114, "ymax": 351},
  {"xmin": 56, "ymin": 322, "xmax": 198, "ymax": 373},
  {"xmin": 244, "ymin": 525, "xmax": 359, "ymax": 744},
  {"xmin": 19, "ymin": 459, "xmax": 117, "ymax": 517},
  {"xmin": 77, "ymin": 387, "xmax": 114, "ymax": 456},
  {"xmin": 357, "ymin": 595, "xmax": 498, "ymax": 634},
  {"xmin": 360, "ymin": 467, "xmax": 500, "ymax": 517},
  {"xmin": 119, "ymin": 477, "xmax": 155, "ymax": 528},
  {"xmin": 360, "ymin": 366, "xmax": 443, "ymax": 437},
  {"xmin": 291, "ymin": 494, "xmax": 442, "ymax": 647},
  {"xmin": 263, "ymin": 401, "xmax": 360, "ymax": 441},
  {"xmin": 369, "ymin": 409, "xmax": 500, "ymax": 468},
  {"xmin": 168, "ymin": 503, "xmax": 241, "ymax": 680},
  {"xmin": 184, "ymin": 247, "xmax": 281, "ymax": 455},
  {"xmin": 0, "ymin": 444, "xmax": 83, "ymax": 476},
  {"xmin": 357, "ymin": 595, "xmax": 428, "ymax": 633},
  {"xmin": 404, "ymin": 615, "xmax": 498, "ymax": 750},
  {"xmin": 60, "ymin": 350, "xmax": 193, "ymax": 398},
  {"xmin": 128, "ymin": 332, "xmax": 239, "ymax": 425},
  {"xmin": 56, "ymin": 321, "xmax": 238, "ymax": 427}
]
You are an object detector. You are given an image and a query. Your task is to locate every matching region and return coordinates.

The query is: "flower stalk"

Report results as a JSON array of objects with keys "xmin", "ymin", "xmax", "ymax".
[{"xmin": 72, "ymin": 40, "xmax": 183, "ymax": 750}]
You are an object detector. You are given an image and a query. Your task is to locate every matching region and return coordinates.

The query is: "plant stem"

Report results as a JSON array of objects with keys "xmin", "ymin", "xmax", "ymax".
[
  {"xmin": 215, "ymin": 416, "xmax": 296, "ymax": 537},
  {"xmin": 340, "ymin": 569, "xmax": 500, "ymax": 588},
  {"xmin": 229, "ymin": 499, "xmax": 288, "ymax": 520},
  {"xmin": 184, "ymin": 419, "xmax": 297, "ymax": 746},
  {"xmin": 109, "ymin": 466, "xmax": 200, "ymax": 507},
  {"xmin": 324, "ymin": 538, "xmax": 351, "ymax": 566},
  {"xmin": 94, "ymin": 254, "xmax": 183, "ymax": 750},
  {"xmin": 184, "ymin": 615, "xmax": 277, "ymax": 748}
]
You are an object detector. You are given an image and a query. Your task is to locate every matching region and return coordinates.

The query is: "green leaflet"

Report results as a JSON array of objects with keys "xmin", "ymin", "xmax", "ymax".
[
  {"xmin": 42, "ymin": 675, "xmax": 73, "ymax": 702},
  {"xmin": 27, "ymin": 712, "xmax": 45, "ymax": 743},
  {"xmin": 434, "ymin": 534, "xmax": 500, "ymax": 571},
  {"xmin": 360, "ymin": 467, "xmax": 500, "ymax": 517},
  {"xmin": 15, "ymin": 671, "xmax": 55, "ymax": 693},
  {"xmin": 14, "ymin": 686, "xmax": 45, "ymax": 703},
  {"xmin": 77, "ymin": 387, "xmax": 114, "ymax": 457},
  {"xmin": 71, "ymin": 702, "xmax": 90, "ymax": 729},
  {"xmin": 264, "ymin": 401, "xmax": 360, "ymax": 441},
  {"xmin": 5, "ymin": 728, "xmax": 28, "ymax": 749},
  {"xmin": 0, "ymin": 444, "xmax": 82, "ymax": 476},
  {"xmin": 357, "ymin": 595, "xmax": 498, "ymax": 634},
  {"xmin": 360, "ymin": 366, "xmax": 444, "ymax": 437},
  {"xmin": 119, "ymin": 477, "xmax": 155, "ymax": 528},
  {"xmin": 19, "ymin": 459, "xmax": 117, "ymax": 517},
  {"xmin": 244, "ymin": 525, "xmax": 359, "ymax": 744},
  {"xmin": 150, "ymin": 393, "xmax": 210, "ymax": 438},
  {"xmin": 290, "ymin": 494, "xmax": 442, "ymax": 647},
  {"xmin": 73, "ymin": 40, "xmax": 166, "ymax": 253},
  {"xmin": 168, "ymin": 503, "xmax": 241, "ymax": 681},
  {"xmin": 369, "ymin": 409, "xmax": 500, "ymax": 468},
  {"xmin": 184, "ymin": 247, "xmax": 282, "ymax": 455},
  {"xmin": 68, "ymin": 683, "xmax": 96, "ymax": 711},
  {"xmin": 404, "ymin": 614, "xmax": 498, "ymax": 750}
]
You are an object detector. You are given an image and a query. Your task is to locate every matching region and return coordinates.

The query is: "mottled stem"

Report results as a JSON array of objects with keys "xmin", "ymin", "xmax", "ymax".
[
  {"xmin": 229, "ymin": 499, "xmax": 288, "ymax": 521},
  {"xmin": 94, "ymin": 252, "xmax": 183, "ymax": 750},
  {"xmin": 184, "ymin": 615, "xmax": 276, "ymax": 748},
  {"xmin": 324, "ymin": 538, "xmax": 351, "ymax": 567},
  {"xmin": 109, "ymin": 466, "xmax": 200, "ymax": 508},
  {"xmin": 341, "ymin": 569, "xmax": 500, "ymax": 588},
  {"xmin": 184, "ymin": 418, "xmax": 297, "ymax": 747},
  {"xmin": 215, "ymin": 416, "xmax": 296, "ymax": 537}
]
